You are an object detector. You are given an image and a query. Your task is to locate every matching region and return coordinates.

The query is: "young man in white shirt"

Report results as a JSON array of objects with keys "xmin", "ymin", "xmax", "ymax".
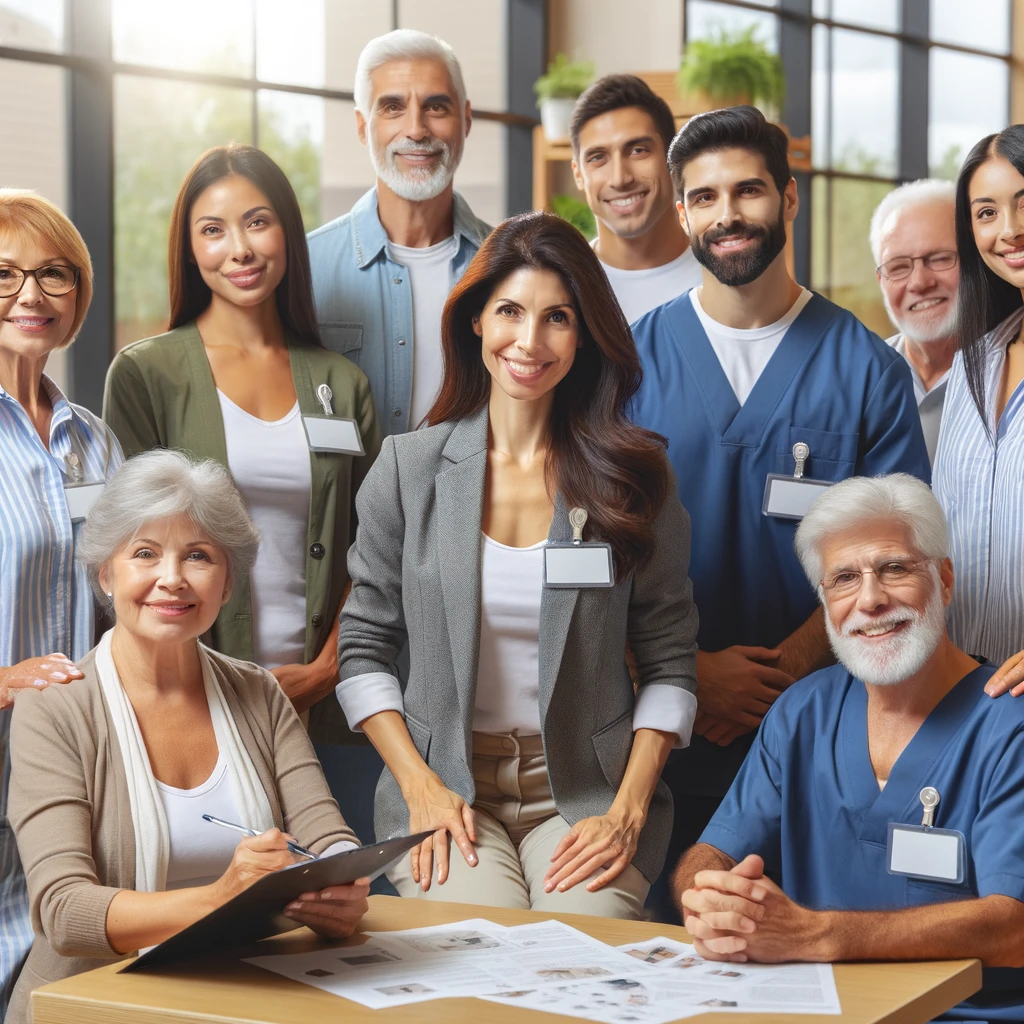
[
  {"xmin": 870, "ymin": 180, "xmax": 960, "ymax": 464},
  {"xmin": 569, "ymin": 75, "xmax": 702, "ymax": 323}
]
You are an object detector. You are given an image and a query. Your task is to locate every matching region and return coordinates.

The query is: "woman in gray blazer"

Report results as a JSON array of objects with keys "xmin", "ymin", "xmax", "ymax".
[{"xmin": 337, "ymin": 212, "xmax": 699, "ymax": 919}]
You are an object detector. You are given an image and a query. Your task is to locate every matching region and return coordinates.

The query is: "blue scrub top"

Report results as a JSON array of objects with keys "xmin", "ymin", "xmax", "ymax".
[
  {"xmin": 702, "ymin": 664, "xmax": 1024, "ymax": 1021},
  {"xmin": 630, "ymin": 290, "xmax": 931, "ymax": 795}
]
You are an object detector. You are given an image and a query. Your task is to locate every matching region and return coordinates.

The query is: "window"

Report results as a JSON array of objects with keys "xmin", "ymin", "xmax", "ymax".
[
  {"xmin": 0, "ymin": 1, "xmax": 64, "ymax": 53},
  {"xmin": 685, "ymin": 0, "xmax": 1013, "ymax": 337}
]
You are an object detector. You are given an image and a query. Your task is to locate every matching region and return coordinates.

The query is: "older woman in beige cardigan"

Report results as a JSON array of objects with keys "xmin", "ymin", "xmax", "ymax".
[{"xmin": 7, "ymin": 451, "xmax": 368, "ymax": 1023}]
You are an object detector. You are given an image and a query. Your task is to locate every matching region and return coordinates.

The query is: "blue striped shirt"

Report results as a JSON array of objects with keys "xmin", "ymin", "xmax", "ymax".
[
  {"xmin": 0, "ymin": 376, "xmax": 122, "ymax": 1015},
  {"xmin": 933, "ymin": 306, "xmax": 1024, "ymax": 665}
]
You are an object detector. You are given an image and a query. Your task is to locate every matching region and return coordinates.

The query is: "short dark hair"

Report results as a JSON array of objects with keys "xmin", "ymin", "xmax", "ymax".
[
  {"xmin": 569, "ymin": 74, "xmax": 677, "ymax": 156},
  {"xmin": 667, "ymin": 105, "xmax": 790, "ymax": 200}
]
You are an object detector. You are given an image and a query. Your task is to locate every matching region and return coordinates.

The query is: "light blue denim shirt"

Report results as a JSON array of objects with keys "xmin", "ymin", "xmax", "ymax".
[{"xmin": 307, "ymin": 187, "xmax": 492, "ymax": 437}]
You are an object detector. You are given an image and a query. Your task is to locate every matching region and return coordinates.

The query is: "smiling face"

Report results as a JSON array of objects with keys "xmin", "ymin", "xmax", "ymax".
[
  {"xmin": 573, "ymin": 107, "xmax": 674, "ymax": 240},
  {"xmin": 0, "ymin": 235, "xmax": 78, "ymax": 365},
  {"xmin": 189, "ymin": 174, "xmax": 287, "ymax": 310},
  {"xmin": 819, "ymin": 521, "xmax": 951, "ymax": 687},
  {"xmin": 679, "ymin": 147, "xmax": 796, "ymax": 287},
  {"xmin": 876, "ymin": 198, "xmax": 959, "ymax": 343},
  {"xmin": 99, "ymin": 514, "xmax": 231, "ymax": 646},
  {"xmin": 968, "ymin": 153, "xmax": 1024, "ymax": 289},
  {"xmin": 358, "ymin": 57, "xmax": 468, "ymax": 203},
  {"xmin": 474, "ymin": 267, "xmax": 580, "ymax": 405}
]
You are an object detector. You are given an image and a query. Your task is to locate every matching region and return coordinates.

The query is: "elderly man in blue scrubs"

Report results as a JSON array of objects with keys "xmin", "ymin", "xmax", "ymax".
[
  {"xmin": 673, "ymin": 474, "xmax": 1024, "ymax": 1021},
  {"xmin": 630, "ymin": 107, "xmax": 931, "ymax": 918}
]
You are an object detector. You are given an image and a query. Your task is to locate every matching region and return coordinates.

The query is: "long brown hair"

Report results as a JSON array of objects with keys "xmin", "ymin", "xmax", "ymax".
[
  {"xmin": 167, "ymin": 143, "xmax": 321, "ymax": 346},
  {"xmin": 427, "ymin": 211, "xmax": 670, "ymax": 574}
]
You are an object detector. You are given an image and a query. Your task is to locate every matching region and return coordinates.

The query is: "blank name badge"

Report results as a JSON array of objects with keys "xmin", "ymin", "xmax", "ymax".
[
  {"xmin": 887, "ymin": 823, "xmax": 966, "ymax": 884},
  {"xmin": 64, "ymin": 482, "xmax": 106, "ymax": 523},
  {"xmin": 762, "ymin": 474, "xmax": 834, "ymax": 521},
  {"xmin": 544, "ymin": 542, "xmax": 614, "ymax": 588},
  {"xmin": 302, "ymin": 415, "xmax": 364, "ymax": 455}
]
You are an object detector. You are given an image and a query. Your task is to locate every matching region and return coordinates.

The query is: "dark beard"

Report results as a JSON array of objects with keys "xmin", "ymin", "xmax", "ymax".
[{"xmin": 690, "ymin": 205, "xmax": 787, "ymax": 287}]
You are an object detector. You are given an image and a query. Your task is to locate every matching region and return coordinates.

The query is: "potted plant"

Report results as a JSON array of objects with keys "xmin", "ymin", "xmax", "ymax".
[
  {"xmin": 677, "ymin": 26, "xmax": 785, "ymax": 119},
  {"xmin": 534, "ymin": 53, "xmax": 594, "ymax": 142},
  {"xmin": 551, "ymin": 194, "xmax": 596, "ymax": 239}
]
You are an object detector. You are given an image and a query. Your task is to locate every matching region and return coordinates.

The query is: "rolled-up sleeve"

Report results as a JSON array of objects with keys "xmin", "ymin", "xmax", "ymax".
[
  {"xmin": 632, "ymin": 683, "xmax": 697, "ymax": 748},
  {"xmin": 335, "ymin": 672, "xmax": 405, "ymax": 731}
]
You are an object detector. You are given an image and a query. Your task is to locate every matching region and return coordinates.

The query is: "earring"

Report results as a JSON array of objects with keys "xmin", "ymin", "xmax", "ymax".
[{"xmin": 106, "ymin": 592, "xmax": 112, "ymax": 599}]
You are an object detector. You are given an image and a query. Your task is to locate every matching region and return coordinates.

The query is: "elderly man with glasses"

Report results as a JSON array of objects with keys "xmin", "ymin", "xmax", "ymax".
[
  {"xmin": 871, "ymin": 180, "xmax": 960, "ymax": 464},
  {"xmin": 670, "ymin": 474, "xmax": 1024, "ymax": 1023}
]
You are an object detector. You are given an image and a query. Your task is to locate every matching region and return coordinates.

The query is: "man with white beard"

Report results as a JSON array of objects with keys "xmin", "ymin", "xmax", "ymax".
[
  {"xmin": 871, "ymin": 181, "xmax": 959, "ymax": 463},
  {"xmin": 308, "ymin": 29, "xmax": 491, "ymax": 437},
  {"xmin": 670, "ymin": 475, "xmax": 1024, "ymax": 1022}
]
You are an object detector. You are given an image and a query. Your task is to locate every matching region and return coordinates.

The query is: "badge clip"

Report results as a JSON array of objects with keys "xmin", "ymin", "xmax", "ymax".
[
  {"xmin": 919, "ymin": 787, "xmax": 940, "ymax": 828},
  {"xmin": 316, "ymin": 383, "xmax": 334, "ymax": 416},
  {"xmin": 792, "ymin": 441, "xmax": 810, "ymax": 479},
  {"xmin": 65, "ymin": 452, "xmax": 84, "ymax": 483},
  {"xmin": 544, "ymin": 507, "xmax": 614, "ymax": 588},
  {"xmin": 569, "ymin": 507, "xmax": 588, "ymax": 546}
]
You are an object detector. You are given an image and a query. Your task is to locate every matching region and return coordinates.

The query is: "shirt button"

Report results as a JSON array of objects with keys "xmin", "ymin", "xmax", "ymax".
[
  {"xmin": 393, "ymin": 408, "xmax": 402, "ymax": 418},
  {"xmin": 310, "ymin": 542, "xmax": 326, "ymax": 560},
  {"xmin": 392, "ymin": 276, "xmax": 402, "ymax": 284},
  {"xmin": 398, "ymin": 338, "xmax": 406, "ymax": 346},
  {"xmin": 311, "ymin": 612, "xmax": 324, "ymax": 627}
]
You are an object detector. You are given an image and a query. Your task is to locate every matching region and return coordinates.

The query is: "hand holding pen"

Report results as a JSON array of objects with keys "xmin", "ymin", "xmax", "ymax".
[{"xmin": 202, "ymin": 814, "xmax": 317, "ymax": 860}]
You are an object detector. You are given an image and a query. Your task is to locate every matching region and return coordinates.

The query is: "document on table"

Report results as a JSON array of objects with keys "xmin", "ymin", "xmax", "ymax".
[{"xmin": 246, "ymin": 920, "xmax": 841, "ymax": 1020}]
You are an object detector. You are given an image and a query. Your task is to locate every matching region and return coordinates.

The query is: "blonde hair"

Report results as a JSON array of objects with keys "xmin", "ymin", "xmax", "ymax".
[{"xmin": 0, "ymin": 189, "xmax": 93, "ymax": 348}]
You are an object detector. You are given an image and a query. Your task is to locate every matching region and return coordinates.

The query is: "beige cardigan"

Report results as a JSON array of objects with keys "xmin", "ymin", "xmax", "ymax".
[{"xmin": 6, "ymin": 645, "xmax": 358, "ymax": 1023}]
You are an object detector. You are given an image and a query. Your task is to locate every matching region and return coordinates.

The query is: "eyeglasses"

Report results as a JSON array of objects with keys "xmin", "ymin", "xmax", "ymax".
[
  {"xmin": 820, "ymin": 559, "xmax": 931, "ymax": 597},
  {"xmin": 876, "ymin": 251, "xmax": 958, "ymax": 281},
  {"xmin": 0, "ymin": 264, "xmax": 80, "ymax": 298}
]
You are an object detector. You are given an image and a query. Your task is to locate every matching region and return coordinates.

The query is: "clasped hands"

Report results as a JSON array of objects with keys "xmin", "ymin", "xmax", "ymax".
[
  {"xmin": 681, "ymin": 854, "xmax": 826, "ymax": 963},
  {"xmin": 404, "ymin": 774, "xmax": 642, "ymax": 893}
]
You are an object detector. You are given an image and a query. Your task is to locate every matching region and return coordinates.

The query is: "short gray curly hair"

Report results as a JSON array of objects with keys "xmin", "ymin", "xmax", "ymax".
[{"xmin": 78, "ymin": 450, "xmax": 259, "ymax": 598}]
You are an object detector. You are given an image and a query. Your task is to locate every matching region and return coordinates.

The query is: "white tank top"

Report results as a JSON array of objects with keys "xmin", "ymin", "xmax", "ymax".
[
  {"xmin": 218, "ymin": 391, "xmax": 311, "ymax": 668},
  {"xmin": 472, "ymin": 533, "xmax": 546, "ymax": 735},
  {"xmin": 157, "ymin": 753, "xmax": 242, "ymax": 890}
]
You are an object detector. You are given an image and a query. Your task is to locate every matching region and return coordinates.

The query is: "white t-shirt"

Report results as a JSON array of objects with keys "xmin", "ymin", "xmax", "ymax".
[
  {"xmin": 387, "ymin": 235, "xmax": 459, "ymax": 427},
  {"xmin": 158, "ymin": 753, "xmax": 241, "ymax": 890},
  {"xmin": 472, "ymin": 533, "xmax": 546, "ymax": 735},
  {"xmin": 691, "ymin": 287, "xmax": 814, "ymax": 405},
  {"xmin": 598, "ymin": 247, "xmax": 703, "ymax": 324},
  {"xmin": 219, "ymin": 392, "xmax": 311, "ymax": 668}
]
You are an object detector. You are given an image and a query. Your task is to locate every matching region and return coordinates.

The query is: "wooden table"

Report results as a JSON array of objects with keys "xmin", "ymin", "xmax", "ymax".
[{"xmin": 32, "ymin": 895, "xmax": 980, "ymax": 1024}]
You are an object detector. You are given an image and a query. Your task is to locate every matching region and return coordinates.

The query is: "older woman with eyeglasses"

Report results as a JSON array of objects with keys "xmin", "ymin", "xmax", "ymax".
[
  {"xmin": 0, "ymin": 189, "xmax": 122, "ymax": 1017},
  {"xmin": 6, "ymin": 450, "xmax": 368, "ymax": 1023}
]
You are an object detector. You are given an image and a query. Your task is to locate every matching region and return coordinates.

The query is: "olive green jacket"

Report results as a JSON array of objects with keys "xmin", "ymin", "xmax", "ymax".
[{"xmin": 101, "ymin": 321, "xmax": 382, "ymax": 743}]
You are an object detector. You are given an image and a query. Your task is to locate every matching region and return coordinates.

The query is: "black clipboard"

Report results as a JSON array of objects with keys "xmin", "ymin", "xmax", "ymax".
[{"xmin": 121, "ymin": 831, "xmax": 431, "ymax": 973}]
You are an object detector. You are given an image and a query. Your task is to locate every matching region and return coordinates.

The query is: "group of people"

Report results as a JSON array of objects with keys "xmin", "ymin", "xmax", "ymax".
[{"xmin": 1, "ymin": 24, "xmax": 1023, "ymax": 1024}]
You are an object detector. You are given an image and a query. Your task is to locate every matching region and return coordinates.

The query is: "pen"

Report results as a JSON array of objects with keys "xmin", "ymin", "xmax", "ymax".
[{"xmin": 201, "ymin": 813, "xmax": 317, "ymax": 860}]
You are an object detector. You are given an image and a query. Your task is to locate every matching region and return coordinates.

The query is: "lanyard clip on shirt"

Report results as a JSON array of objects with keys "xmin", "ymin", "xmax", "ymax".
[
  {"xmin": 762, "ymin": 441, "xmax": 834, "ymax": 521},
  {"xmin": 301, "ymin": 382, "xmax": 364, "ymax": 455},
  {"xmin": 887, "ymin": 786, "xmax": 966, "ymax": 884},
  {"xmin": 63, "ymin": 451, "xmax": 105, "ymax": 521},
  {"xmin": 544, "ymin": 506, "xmax": 614, "ymax": 588}
]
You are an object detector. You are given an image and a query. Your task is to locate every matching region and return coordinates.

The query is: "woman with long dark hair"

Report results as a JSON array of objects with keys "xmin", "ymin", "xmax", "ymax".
[
  {"xmin": 933, "ymin": 125, "xmax": 1024, "ymax": 683},
  {"xmin": 336, "ymin": 211, "xmax": 699, "ymax": 917},
  {"xmin": 103, "ymin": 144, "xmax": 381, "ymax": 738}
]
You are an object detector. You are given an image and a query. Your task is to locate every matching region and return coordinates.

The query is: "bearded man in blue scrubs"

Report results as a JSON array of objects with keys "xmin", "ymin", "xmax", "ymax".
[
  {"xmin": 673, "ymin": 475, "xmax": 1024, "ymax": 1021},
  {"xmin": 630, "ymin": 107, "xmax": 931, "ymax": 919}
]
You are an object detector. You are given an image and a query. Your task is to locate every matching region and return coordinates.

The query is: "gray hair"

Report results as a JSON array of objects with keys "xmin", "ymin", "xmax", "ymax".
[
  {"xmin": 869, "ymin": 178, "xmax": 956, "ymax": 265},
  {"xmin": 78, "ymin": 450, "xmax": 259, "ymax": 597},
  {"xmin": 353, "ymin": 29, "xmax": 467, "ymax": 119},
  {"xmin": 794, "ymin": 474, "xmax": 949, "ymax": 588}
]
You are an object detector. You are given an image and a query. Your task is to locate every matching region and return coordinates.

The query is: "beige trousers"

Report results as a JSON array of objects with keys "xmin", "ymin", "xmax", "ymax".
[{"xmin": 389, "ymin": 732, "xmax": 649, "ymax": 919}]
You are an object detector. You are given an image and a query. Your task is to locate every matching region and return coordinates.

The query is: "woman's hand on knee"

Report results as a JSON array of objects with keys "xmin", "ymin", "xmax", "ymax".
[
  {"xmin": 543, "ymin": 810, "xmax": 643, "ymax": 894},
  {"xmin": 403, "ymin": 775, "xmax": 477, "ymax": 890}
]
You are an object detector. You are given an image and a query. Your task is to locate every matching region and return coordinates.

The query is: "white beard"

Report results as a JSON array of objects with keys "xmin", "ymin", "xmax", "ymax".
[
  {"xmin": 883, "ymin": 291, "xmax": 959, "ymax": 345},
  {"xmin": 826, "ymin": 578, "xmax": 946, "ymax": 687},
  {"xmin": 370, "ymin": 133, "xmax": 461, "ymax": 202}
]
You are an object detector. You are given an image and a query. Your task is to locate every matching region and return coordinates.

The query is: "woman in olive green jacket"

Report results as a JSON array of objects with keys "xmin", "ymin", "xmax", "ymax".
[{"xmin": 103, "ymin": 144, "xmax": 381, "ymax": 747}]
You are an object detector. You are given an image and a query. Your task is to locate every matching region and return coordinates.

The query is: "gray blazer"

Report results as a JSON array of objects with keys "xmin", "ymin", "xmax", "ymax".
[{"xmin": 339, "ymin": 406, "xmax": 699, "ymax": 882}]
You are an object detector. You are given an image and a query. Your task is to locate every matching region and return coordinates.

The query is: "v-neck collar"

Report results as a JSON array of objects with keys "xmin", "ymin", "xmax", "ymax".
[
  {"xmin": 839, "ymin": 666, "xmax": 990, "ymax": 845},
  {"xmin": 670, "ymin": 292, "xmax": 838, "ymax": 445}
]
